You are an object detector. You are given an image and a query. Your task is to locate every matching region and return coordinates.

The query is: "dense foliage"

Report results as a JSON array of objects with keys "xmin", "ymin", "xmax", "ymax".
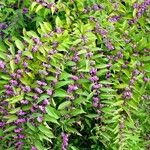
[{"xmin": 0, "ymin": 0, "xmax": 150, "ymax": 150}]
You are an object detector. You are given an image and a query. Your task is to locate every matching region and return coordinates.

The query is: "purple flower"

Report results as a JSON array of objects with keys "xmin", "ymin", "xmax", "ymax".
[
  {"xmin": 71, "ymin": 75, "xmax": 79, "ymax": 81},
  {"xmin": 25, "ymin": 86, "xmax": 31, "ymax": 92},
  {"xmin": 99, "ymin": 29, "xmax": 108, "ymax": 37},
  {"xmin": 10, "ymin": 80, "xmax": 18, "ymax": 86},
  {"xmin": 37, "ymin": 80, "xmax": 43, "ymax": 85},
  {"xmin": 0, "ymin": 23, "xmax": 7, "ymax": 29},
  {"xmin": 15, "ymin": 141, "xmax": 24, "ymax": 147},
  {"xmin": 143, "ymin": 77, "xmax": 149, "ymax": 82},
  {"xmin": 35, "ymin": 87, "xmax": 43, "ymax": 94},
  {"xmin": 17, "ymin": 69, "xmax": 23, "ymax": 74},
  {"xmin": 15, "ymin": 54, "xmax": 21, "ymax": 64},
  {"xmin": 4, "ymin": 84, "xmax": 11, "ymax": 89},
  {"xmin": 72, "ymin": 53, "xmax": 79, "ymax": 62},
  {"xmin": 56, "ymin": 28, "xmax": 62, "ymax": 34},
  {"xmin": 93, "ymin": 4, "xmax": 99, "ymax": 10},
  {"xmin": 106, "ymin": 72, "xmax": 111, "ymax": 79},
  {"xmin": 20, "ymin": 100, "xmax": 28, "ymax": 104},
  {"xmin": 18, "ymin": 110, "xmax": 26, "ymax": 116},
  {"xmin": 6, "ymin": 90, "xmax": 14, "ymax": 95},
  {"xmin": 122, "ymin": 88, "xmax": 132, "ymax": 99},
  {"xmin": 89, "ymin": 76, "xmax": 99, "ymax": 82},
  {"xmin": 90, "ymin": 68, "xmax": 97, "ymax": 75},
  {"xmin": 93, "ymin": 97, "xmax": 99, "ymax": 108},
  {"xmin": 0, "ymin": 60, "xmax": 5, "ymax": 69},
  {"xmin": 33, "ymin": 94, "xmax": 39, "ymax": 100},
  {"xmin": 39, "ymin": 105, "xmax": 46, "ymax": 113},
  {"xmin": 132, "ymin": 69, "xmax": 139, "ymax": 76},
  {"xmin": 15, "ymin": 118, "xmax": 26, "ymax": 124},
  {"xmin": 18, "ymin": 134, "xmax": 25, "ymax": 139},
  {"xmin": 105, "ymin": 40, "xmax": 114, "ymax": 50},
  {"xmin": 92, "ymin": 83, "xmax": 102, "ymax": 90},
  {"xmin": 30, "ymin": 105, "xmax": 38, "ymax": 112},
  {"xmin": 47, "ymin": 89, "xmax": 53, "ymax": 95},
  {"xmin": 37, "ymin": 116, "xmax": 43, "ymax": 122},
  {"xmin": 32, "ymin": 46, "xmax": 38, "ymax": 52},
  {"xmin": 108, "ymin": 15, "xmax": 120, "ymax": 22},
  {"xmin": 43, "ymin": 99, "xmax": 49, "ymax": 105},
  {"xmin": 23, "ymin": 61, "xmax": 28, "ymax": 68},
  {"xmin": 32, "ymin": 38, "xmax": 42, "ymax": 45},
  {"xmin": 0, "ymin": 122, "xmax": 5, "ymax": 128},
  {"xmin": 14, "ymin": 128, "xmax": 23, "ymax": 133},
  {"xmin": 67, "ymin": 85, "xmax": 78, "ymax": 93},
  {"xmin": 23, "ymin": 7, "xmax": 28, "ymax": 14},
  {"xmin": 31, "ymin": 146, "xmax": 37, "ymax": 150}
]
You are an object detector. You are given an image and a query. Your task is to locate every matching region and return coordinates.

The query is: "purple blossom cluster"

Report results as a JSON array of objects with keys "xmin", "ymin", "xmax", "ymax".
[
  {"xmin": 61, "ymin": 132, "xmax": 69, "ymax": 150},
  {"xmin": 35, "ymin": 0, "xmax": 57, "ymax": 10},
  {"xmin": 135, "ymin": 0, "xmax": 150, "ymax": 19}
]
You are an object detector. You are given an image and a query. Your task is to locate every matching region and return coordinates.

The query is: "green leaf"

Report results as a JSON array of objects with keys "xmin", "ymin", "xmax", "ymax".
[
  {"xmin": 38, "ymin": 125, "xmax": 55, "ymax": 138},
  {"xmin": 4, "ymin": 126, "xmax": 16, "ymax": 133},
  {"xmin": 53, "ymin": 89, "xmax": 68, "ymax": 97},
  {"xmin": 10, "ymin": 60, "xmax": 15, "ymax": 72},
  {"xmin": 4, "ymin": 115, "xmax": 18, "ymax": 123},
  {"xmin": 45, "ymin": 106, "xmax": 60, "ymax": 119},
  {"xmin": 15, "ymin": 39, "xmax": 24, "ymax": 50},
  {"xmin": 55, "ymin": 80, "xmax": 73, "ymax": 89},
  {"xmin": 44, "ymin": 114, "xmax": 60, "ymax": 125},
  {"xmin": 22, "ymin": 51, "xmax": 33, "ymax": 58},
  {"xmin": 34, "ymin": 141, "xmax": 45, "ymax": 150},
  {"xmin": 36, "ymin": 4, "xmax": 43, "ymax": 13},
  {"xmin": 56, "ymin": 16, "xmax": 63, "ymax": 27},
  {"xmin": 58, "ymin": 101, "xmax": 71, "ymax": 110},
  {"xmin": 27, "ymin": 122, "xmax": 36, "ymax": 131},
  {"xmin": 0, "ymin": 41, "xmax": 7, "ymax": 52},
  {"xmin": 0, "ymin": 52, "xmax": 6, "ymax": 59},
  {"xmin": 85, "ymin": 114, "xmax": 99, "ymax": 118},
  {"xmin": 9, "ymin": 107, "xmax": 20, "ymax": 114},
  {"xmin": 71, "ymin": 108, "xmax": 86, "ymax": 116},
  {"xmin": 6, "ymin": 94, "xmax": 24, "ymax": 104},
  {"xmin": 100, "ymin": 88, "xmax": 115, "ymax": 92}
]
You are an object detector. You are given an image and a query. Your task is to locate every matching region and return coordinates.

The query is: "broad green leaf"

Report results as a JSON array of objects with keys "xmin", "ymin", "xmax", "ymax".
[
  {"xmin": 53, "ymin": 89, "xmax": 68, "ymax": 97},
  {"xmin": 45, "ymin": 106, "xmax": 60, "ymax": 119},
  {"xmin": 38, "ymin": 125, "xmax": 55, "ymax": 138},
  {"xmin": 71, "ymin": 108, "xmax": 86, "ymax": 116},
  {"xmin": 44, "ymin": 114, "xmax": 60, "ymax": 125},
  {"xmin": 58, "ymin": 101, "xmax": 71, "ymax": 110},
  {"xmin": 15, "ymin": 39, "xmax": 24, "ymax": 50}
]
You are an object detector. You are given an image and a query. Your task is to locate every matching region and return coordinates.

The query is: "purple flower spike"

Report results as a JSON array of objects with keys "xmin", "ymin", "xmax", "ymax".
[
  {"xmin": 61, "ymin": 132, "xmax": 69, "ymax": 150},
  {"xmin": 109, "ymin": 15, "xmax": 120, "ymax": 22},
  {"xmin": 0, "ymin": 60, "xmax": 6, "ymax": 69}
]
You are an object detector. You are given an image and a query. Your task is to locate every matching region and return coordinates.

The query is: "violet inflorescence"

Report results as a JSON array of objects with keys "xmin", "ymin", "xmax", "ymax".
[{"xmin": 0, "ymin": 0, "xmax": 150, "ymax": 150}]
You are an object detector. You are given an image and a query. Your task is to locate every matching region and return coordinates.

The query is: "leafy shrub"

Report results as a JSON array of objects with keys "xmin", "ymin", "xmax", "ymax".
[{"xmin": 0, "ymin": 0, "xmax": 150, "ymax": 150}]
